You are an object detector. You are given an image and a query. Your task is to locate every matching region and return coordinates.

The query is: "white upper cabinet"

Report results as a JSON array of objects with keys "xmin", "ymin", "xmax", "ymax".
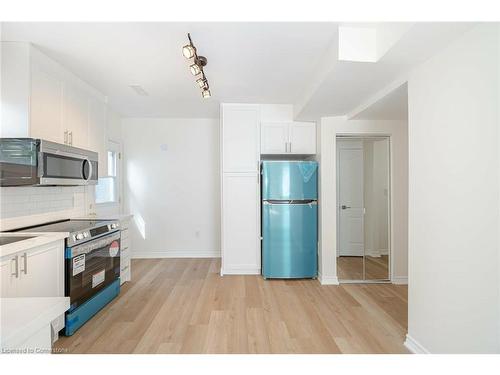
[
  {"xmin": 289, "ymin": 122, "xmax": 317, "ymax": 154},
  {"xmin": 221, "ymin": 104, "xmax": 260, "ymax": 173},
  {"xmin": 30, "ymin": 65, "xmax": 64, "ymax": 143},
  {"xmin": 1, "ymin": 42, "xmax": 113, "ymax": 175},
  {"xmin": 87, "ymin": 96, "xmax": 107, "ymax": 177},
  {"xmin": 260, "ymin": 121, "xmax": 316, "ymax": 155},
  {"xmin": 260, "ymin": 122, "xmax": 288, "ymax": 154},
  {"xmin": 63, "ymin": 84, "xmax": 89, "ymax": 149}
]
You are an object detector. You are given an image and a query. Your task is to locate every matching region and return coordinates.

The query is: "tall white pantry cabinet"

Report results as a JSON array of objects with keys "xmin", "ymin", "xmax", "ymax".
[{"xmin": 220, "ymin": 104, "xmax": 261, "ymax": 275}]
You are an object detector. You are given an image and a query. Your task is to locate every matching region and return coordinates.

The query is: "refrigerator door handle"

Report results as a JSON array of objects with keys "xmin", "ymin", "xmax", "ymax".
[{"xmin": 263, "ymin": 200, "xmax": 317, "ymax": 205}]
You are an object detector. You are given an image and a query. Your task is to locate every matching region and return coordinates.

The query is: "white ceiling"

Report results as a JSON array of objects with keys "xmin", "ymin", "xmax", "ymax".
[
  {"xmin": 351, "ymin": 82, "xmax": 408, "ymax": 120},
  {"xmin": 1, "ymin": 22, "xmax": 337, "ymax": 118},
  {"xmin": 1, "ymin": 22, "xmax": 475, "ymax": 120},
  {"xmin": 295, "ymin": 22, "xmax": 475, "ymax": 121}
]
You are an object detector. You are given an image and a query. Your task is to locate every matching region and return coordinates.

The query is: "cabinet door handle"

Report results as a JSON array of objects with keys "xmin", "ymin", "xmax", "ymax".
[
  {"xmin": 285, "ymin": 142, "xmax": 289, "ymax": 153},
  {"xmin": 64, "ymin": 130, "xmax": 68, "ymax": 144},
  {"xmin": 69, "ymin": 131, "xmax": 73, "ymax": 145},
  {"xmin": 11, "ymin": 255, "xmax": 19, "ymax": 278},
  {"xmin": 289, "ymin": 142, "xmax": 292, "ymax": 153},
  {"xmin": 22, "ymin": 252, "xmax": 28, "ymax": 274}
]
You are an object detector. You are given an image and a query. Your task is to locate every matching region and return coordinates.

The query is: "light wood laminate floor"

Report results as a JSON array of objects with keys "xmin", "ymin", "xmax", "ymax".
[{"xmin": 55, "ymin": 258, "xmax": 408, "ymax": 354}]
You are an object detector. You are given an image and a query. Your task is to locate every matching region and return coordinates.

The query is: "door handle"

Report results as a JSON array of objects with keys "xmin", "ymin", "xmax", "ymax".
[
  {"xmin": 11, "ymin": 255, "xmax": 19, "ymax": 278},
  {"xmin": 22, "ymin": 252, "xmax": 28, "ymax": 274},
  {"xmin": 341, "ymin": 205, "xmax": 351, "ymax": 210}
]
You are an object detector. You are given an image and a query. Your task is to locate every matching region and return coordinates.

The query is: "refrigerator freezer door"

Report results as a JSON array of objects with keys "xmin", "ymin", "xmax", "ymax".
[
  {"xmin": 262, "ymin": 202, "xmax": 318, "ymax": 278},
  {"xmin": 261, "ymin": 161, "xmax": 318, "ymax": 200}
]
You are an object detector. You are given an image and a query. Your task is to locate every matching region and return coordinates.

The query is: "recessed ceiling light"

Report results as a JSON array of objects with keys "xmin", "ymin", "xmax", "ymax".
[{"xmin": 129, "ymin": 85, "xmax": 149, "ymax": 96}]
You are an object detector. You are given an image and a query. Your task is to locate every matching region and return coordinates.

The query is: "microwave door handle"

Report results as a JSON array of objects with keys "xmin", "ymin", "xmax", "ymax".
[{"xmin": 87, "ymin": 159, "xmax": 93, "ymax": 181}]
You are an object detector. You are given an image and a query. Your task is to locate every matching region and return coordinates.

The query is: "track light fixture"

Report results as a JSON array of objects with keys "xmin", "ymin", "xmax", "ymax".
[{"xmin": 182, "ymin": 33, "xmax": 211, "ymax": 99}]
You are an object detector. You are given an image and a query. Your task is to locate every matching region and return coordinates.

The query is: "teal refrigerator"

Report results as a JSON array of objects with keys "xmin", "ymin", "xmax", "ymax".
[{"xmin": 261, "ymin": 161, "xmax": 318, "ymax": 279}]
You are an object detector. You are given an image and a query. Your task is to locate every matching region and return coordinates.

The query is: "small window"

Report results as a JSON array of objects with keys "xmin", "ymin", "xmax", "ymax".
[{"xmin": 96, "ymin": 145, "xmax": 120, "ymax": 205}]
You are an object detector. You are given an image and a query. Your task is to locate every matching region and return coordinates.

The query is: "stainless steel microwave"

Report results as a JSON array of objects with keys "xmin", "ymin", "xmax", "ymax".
[{"xmin": 0, "ymin": 138, "xmax": 98, "ymax": 186}]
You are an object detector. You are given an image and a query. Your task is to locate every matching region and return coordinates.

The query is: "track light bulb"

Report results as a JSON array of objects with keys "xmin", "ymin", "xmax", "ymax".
[
  {"xmin": 182, "ymin": 44, "xmax": 195, "ymax": 59},
  {"xmin": 202, "ymin": 89, "xmax": 211, "ymax": 99},
  {"xmin": 190, "ymin": 63, "xmax": 201, "ymax": 76}
]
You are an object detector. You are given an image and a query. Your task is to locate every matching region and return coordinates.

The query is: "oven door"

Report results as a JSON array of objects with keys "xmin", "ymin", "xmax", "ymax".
[{"xmin": 66, "ymin": 232, "xmax": 121, "ymax": 311}]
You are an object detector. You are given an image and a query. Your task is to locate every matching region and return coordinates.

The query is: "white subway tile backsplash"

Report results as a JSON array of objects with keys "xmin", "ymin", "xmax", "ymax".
[{"xmin": 0, "ymin": 185, "xmax": 92, "ymax": 230}]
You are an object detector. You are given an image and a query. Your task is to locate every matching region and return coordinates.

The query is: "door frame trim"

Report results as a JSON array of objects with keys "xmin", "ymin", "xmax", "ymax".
[{"xmin": 335, "ymin": 134, "xmax": 392, "ymax": 283}]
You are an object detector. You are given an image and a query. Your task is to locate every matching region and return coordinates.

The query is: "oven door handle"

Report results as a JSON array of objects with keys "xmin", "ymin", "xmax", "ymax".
[{"xmin": 69, "ymin": 232, "xmax": 121, "ymax": 256}]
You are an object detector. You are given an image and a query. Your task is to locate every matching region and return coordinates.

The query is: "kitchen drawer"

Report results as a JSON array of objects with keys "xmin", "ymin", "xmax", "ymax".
[
  {"xmin": 121, "ymin": 238, "xmax": 131, "ymax": 249},
  {"xmin": 120, "ymin": 248, "xmax": 131, "ymax": 263},
  {"xmin": 120, "ymin": 220, "xmax": 130, "ymax": 230},
  {"xmin": 120, "ymin": 267, "xmax": 130, "ymax": 285},
  {"xmin": 121, "ymin": 228, "xmax": 130, "ymax": 239},
  {"xmin": 120, "ymin": 259, "xmax": 130, "ymax": 272}
]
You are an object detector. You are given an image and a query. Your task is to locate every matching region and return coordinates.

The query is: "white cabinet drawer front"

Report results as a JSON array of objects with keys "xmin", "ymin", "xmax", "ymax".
[
  {"xmin": 120, "ymin": 259, "xmax": 131, "ymax": 272},
  {"xmin": 121, "ymin": 229, "xmax": 130, "ymax": 240},
  {"xmin": 121, "ymin": 240, "xmax": 131, "ymax": 251},
  {"xmin": 121, "ymin": 248, "xmax": 131, "ymax": 262}
]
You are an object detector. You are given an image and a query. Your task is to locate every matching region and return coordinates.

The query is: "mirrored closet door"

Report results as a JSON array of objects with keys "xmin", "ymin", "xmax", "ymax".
[{"xmin": 336, "ymin": 136, "xmax": 390, "ymax": 282}]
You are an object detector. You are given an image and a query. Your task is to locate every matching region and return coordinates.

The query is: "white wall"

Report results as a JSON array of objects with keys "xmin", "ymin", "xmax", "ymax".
[
  {"xmin": 406, "ymin": 24, "xmax": 499, "ymax": 353},
  {"xmin": 122, "ymin": 118, "xmax": 220, "ymax": 258},
  {"xmin": 318, "ymin": 118, "xmax": 408, "ymax": 284}
]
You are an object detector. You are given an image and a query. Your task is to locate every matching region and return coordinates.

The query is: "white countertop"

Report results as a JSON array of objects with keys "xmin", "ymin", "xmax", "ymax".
[
  {"xmin": 0, "ymin": 232, "xmax": 69, "ymax": 258},
  {"xmin": 73, "ymin": 213, "xmax": 134, "ymax": 221},
  {"xmin": 0, "ymin": 297, "xmax": 70, "ymax": 349}
]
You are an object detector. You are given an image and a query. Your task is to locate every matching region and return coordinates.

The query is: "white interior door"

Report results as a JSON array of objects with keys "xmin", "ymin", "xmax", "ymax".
[{"xmin": 338, "ymin": 142, "xmax": 364, "ymax": 256}]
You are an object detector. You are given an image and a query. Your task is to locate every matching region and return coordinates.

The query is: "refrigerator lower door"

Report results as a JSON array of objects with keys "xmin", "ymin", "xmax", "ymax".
[{"xmin": 262, "ymin": 202, "xmax": 318, "ymax": 278}]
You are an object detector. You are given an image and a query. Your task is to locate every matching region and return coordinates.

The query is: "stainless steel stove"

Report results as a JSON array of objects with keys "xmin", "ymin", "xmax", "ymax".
[
  {"xmin": 18, "ymin": 219, "xmax": 120, "ymax": 246},
  {"xmin": 16, "ymin": 219, "xmax": 122, "ymax": 336}
]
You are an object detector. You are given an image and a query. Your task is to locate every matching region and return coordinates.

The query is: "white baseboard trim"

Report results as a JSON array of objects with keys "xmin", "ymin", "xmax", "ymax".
[
  {"xmin": 318, "ymin": 273, "xmax": 339, "ymax": 285},
  {"xmin": 221, "ymin": 266, "xmax": 261, "ymax": 275},
  {"xmin": 404, "ymin": 334, "xmax": 430, "ymax": 354},
  {"xmin": 132, "ymin": 250, "xmax": 221, "ymax": 259},
  {"xmin": 392, "ymin": 276, "xmax": 408, "ymax": 285}
]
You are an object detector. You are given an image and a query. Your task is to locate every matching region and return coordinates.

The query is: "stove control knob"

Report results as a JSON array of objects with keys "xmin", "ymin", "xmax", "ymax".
[
  {"xmin": 83, "ymin": 232, "xmax": 89, "ymax": 238},
  {"xmin": 111, "ymin": 223, "xmax": 117, "ymax": 229},
  {"xmin": 76, "ymin": 233, "xmax": 84, "ymax": 240}
]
